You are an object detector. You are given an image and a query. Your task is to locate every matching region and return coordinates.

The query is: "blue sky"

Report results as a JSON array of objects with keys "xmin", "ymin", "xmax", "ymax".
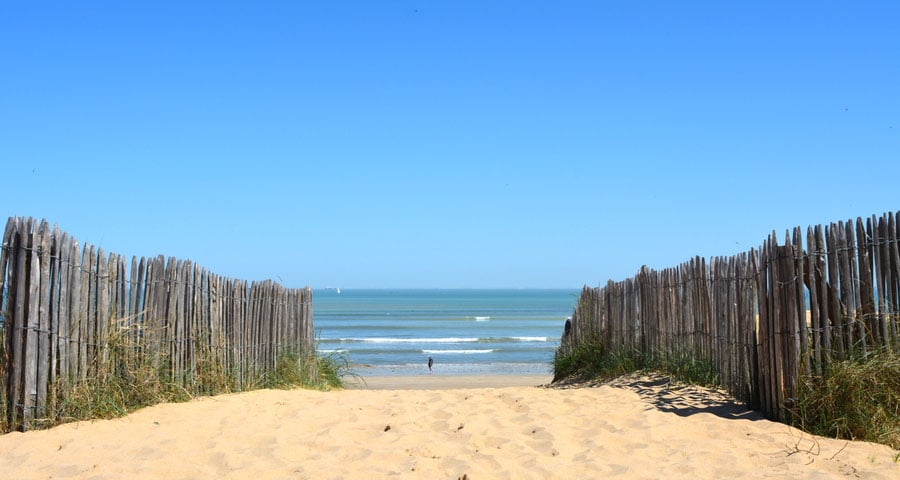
[{"xmin": 2, "ymin": 1, "xmax": 898, "ymax": 288}]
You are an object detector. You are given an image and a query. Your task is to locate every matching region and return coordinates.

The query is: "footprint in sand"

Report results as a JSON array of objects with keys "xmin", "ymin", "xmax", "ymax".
[
  {"xmin": 523, "ymin": 425, "xmax": 557, "ymax": 456},
  {"xmin": 432, "ymin": 409, "xmax": 453, "ymax": 420},
  {"xmin": 430, "ymin": 420, "xmax": 450, "ymax": 431},
  {"xmin": 338, "ymin": 446, "xmax": 373, "ymax": 461},
  {"xmin": 498, "ymin": 393, "xmax": 530, "ymax": 413},
  {"xmin": 470, "ymin": 435, "xmax": 508, "ymax": 452}
]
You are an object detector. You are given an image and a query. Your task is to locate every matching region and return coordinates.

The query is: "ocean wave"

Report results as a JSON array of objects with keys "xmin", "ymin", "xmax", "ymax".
[
  {"xmin": 476, "ymin": 336, "xmax": 554, "ymax": 343},
  {"xmin": 326, "ymin": 336, "xmax": 556, "ymax": 344},
  {"xmin": 474, "ymin": 316, "xmax": 490, "ymax": 321},
  {"xmin": 511, "ymin": 336, "xmax": 549, "ymax": 342},
  {"xmin": 422, "ymin": 349, "xmax": 494, "ymax": 354},
  {"xmin": 335, "ymin": 337, "xmax": 480, "ymax": 344}
]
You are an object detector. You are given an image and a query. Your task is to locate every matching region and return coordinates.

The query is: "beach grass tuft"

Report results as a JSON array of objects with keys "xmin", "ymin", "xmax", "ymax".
[
  {"xmin": 307, "ymin": 351, "xmax": 357, "ymax": 390},
  {"xmin": 552, "ymin": 337, "xmax": 614, "ymax": 382},
  {"xmin": 259, "ymin": 348, "xmax": 353, "ymax": 391},
  {"xmin": 553, "ymin": 338, "xmax": 718, "ymax": 388},
  {"xmin": 791, "ymin": 347, "xmax": 900, "ymax": 450},
  {"xmin": 38, "ymin": 333, "xmax": 190, "ymax": 429},
  {"xmin": 0, "ymin": 317, "xmax": 350, "ymax": 432},
  {"xmin": 646, "ymin": 351, "xmax": 719, "ymax": 387}
]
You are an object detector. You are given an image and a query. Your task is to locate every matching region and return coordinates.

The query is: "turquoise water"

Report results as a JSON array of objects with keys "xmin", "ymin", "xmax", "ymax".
[{"xmin": 314, "ymin": 289, "xmax": 578, "ymax": 376}]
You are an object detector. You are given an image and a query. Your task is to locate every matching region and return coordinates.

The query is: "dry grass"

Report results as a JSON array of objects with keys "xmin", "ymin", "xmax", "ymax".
[
  {"xmin": 1, "ymin": 318, "xmax": 346, "ymax": 433},
  {"xmin": 792, "ymin": 347, "xmax": 900, "ymax": 450}
]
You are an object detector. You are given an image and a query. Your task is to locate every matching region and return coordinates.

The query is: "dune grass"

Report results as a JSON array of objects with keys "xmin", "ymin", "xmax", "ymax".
[
  {"xmin": 261, "ymin": 349, "xmax": 353, "ymax": 391},
  {"xmin": 552, "ymin": 338, "xmax": 718, "ymax": 388},
  {"xmin": 0, "ymin": 321, "xmax": 352, "ymax": 432},
  {"xmin": 791, "ymin": 348, "xmax": 900, "ymax": 450}
]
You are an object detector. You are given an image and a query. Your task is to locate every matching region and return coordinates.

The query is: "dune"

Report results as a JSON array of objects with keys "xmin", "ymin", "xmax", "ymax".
[{"xmin": 0, "ymin": 374, "xmax": 897, "ymax": 479}]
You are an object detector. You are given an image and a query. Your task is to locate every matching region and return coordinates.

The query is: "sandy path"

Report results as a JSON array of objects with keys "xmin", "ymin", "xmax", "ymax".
[{"xmin": 1, "ymin": 375, "xmax": 897, "ymax": 479}]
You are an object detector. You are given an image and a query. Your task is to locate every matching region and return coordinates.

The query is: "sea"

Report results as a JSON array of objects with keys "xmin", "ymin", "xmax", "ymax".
[{"xmin": 314, "ymin": 289, "xmax": 578, "ymax": 377}]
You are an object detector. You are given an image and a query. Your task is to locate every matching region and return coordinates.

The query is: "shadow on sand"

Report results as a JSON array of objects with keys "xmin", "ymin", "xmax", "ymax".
[{"xmin": 549, "ymin": 373, "xmax": 765, "ymax": 421}]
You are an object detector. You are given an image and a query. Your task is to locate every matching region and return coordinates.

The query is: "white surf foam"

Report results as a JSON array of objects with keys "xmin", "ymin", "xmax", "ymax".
[
  {"xmin": 422, "ymin": 349, "xmax": 494, "ymax": 354},
  {"xmin": 343, "ymin": 337, "xmax": 479, "ymax": 344}
]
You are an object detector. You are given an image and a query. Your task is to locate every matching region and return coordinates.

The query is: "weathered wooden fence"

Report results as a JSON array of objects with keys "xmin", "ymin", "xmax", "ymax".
[
  {"xmin": 0, "ymin": 217, "xmax": 316, "ymax": 431},
  {"xmin": 558, "ymin": 211, "xmax": 900, "ymax": 421}
]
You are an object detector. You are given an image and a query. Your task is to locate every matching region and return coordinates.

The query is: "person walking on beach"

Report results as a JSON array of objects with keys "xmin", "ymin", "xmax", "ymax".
[{"xmin": 428, "ymin": 356, "xmax": 433, "ymax": 374}]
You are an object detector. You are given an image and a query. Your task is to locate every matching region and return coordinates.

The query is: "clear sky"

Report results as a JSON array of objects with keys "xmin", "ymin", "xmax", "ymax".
[{"xmin": 2, "ymin": 1, "xmax": 898, "ymax": 289}]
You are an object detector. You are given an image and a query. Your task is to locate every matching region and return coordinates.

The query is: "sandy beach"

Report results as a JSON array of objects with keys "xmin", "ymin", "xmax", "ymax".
[{"xmin": 1, "ymin": 374, "xmax": 897, "ymax": 480}]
